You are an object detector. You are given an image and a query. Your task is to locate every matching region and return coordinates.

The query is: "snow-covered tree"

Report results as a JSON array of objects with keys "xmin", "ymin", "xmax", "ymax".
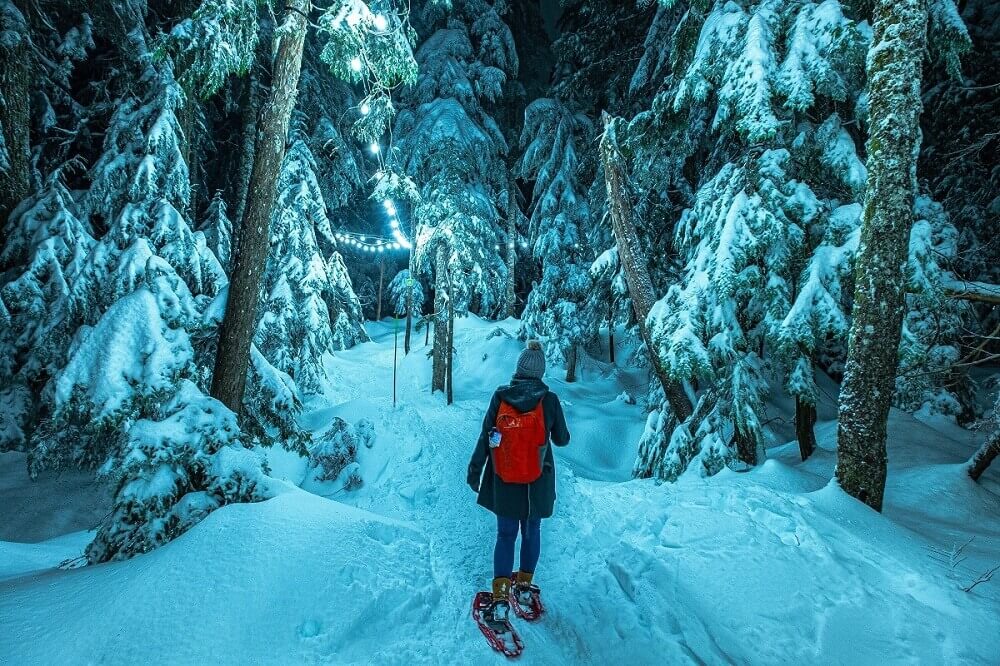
[
  {"xmin": 388, "ymin": 268, "xmax": 424, "ymax": 317},
  {"xmin": 85, "ymin": 378, "xmax": 269, "ymax": 563},
  {"xmin": 0, "ymin": 171, "xmax": 95, "ymax": 390},
  {"xmin": 256, "ymin": 138, "xmax": 367, "ymax": 396},
  {"xmin": 625, "ymin": 0, "xmax": 968, "ymax": 481},
  {"xmin": 518, "ymin": 98, "xmax": 596, "ymax": 381},
  {"xmin": 394, "ymin": 0, "xmax": 517, "ymax": 394},
  {"xmin": 164, "ymin": 0, "xmax": 262, "ymax": 99},
  {"xmin": 201, "ymin": 192, "xmax": 233, "ymax": 273},
  {"xmin": 29, "ymin": 260, "xmax": 200, "ymax": 475}
]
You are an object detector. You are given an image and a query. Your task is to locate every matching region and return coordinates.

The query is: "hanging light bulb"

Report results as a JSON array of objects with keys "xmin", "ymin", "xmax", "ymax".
[
  {"xmin": 373, "ymin": 14, "xmax": 388, "ymax": 31},
  {"xmin": 369, "ymin": 142, "xmax": 380, "ymax": 155},
  {"xmin": 390, "ymin": 219, "xmax": 399, "ymax": 229},
  {"xmin": 360, "ymin": 102, "xmax": 371, "ymax": 115},
  {"xmin": 350, "ymin": 57, "xmax": 362, "ymax": 72}
]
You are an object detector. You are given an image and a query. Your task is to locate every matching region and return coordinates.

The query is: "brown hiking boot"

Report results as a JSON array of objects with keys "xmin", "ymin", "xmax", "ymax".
[{"xmin": 491, "ymin": 576, "xmax": 512, "ymax": 601}]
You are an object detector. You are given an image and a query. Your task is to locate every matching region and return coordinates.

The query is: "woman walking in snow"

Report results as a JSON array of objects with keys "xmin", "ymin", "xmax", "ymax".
[{"xmin": 467, "ymin": 340, "xmax": 571, "ymax": 624}]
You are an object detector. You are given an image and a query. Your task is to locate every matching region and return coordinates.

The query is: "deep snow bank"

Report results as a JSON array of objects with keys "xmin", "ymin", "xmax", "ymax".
[{"xmin": 0, "ymin": 487, "xmax": 438, "ymax": 665}]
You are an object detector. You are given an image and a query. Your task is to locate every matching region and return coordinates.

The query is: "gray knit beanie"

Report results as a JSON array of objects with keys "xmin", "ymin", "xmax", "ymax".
[{"xmin": 515, "ymin": 340, "xmax": 546, "ymax": 379}]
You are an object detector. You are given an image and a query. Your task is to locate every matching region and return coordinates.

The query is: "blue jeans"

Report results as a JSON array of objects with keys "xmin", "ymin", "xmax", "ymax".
[{"xmin": 494, "ymin": 516, "xmax": 541, "ymax": 579}]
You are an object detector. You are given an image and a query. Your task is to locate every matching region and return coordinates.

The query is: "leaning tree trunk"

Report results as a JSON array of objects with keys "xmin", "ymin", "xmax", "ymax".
[
  {"xmin": 431, "ymin": 243, "xmax": 448, "ymax": 393},
  {"xmin": 0, "ymin": 3, "xmax": 30, "ymax": 239},
  {"xmin": 835, "ymin": 0, "xmax": 928, "ymax": 512},
  {"xmin": 600, "ymin": 112, "xmax": 693, "ymax": 422},
  {"xmin": 968, "ymin": 429, "xmax": 1000, "ymax": 482},
  {"xmin": 505, "ymin": 179, "xmax": 518, "ymax": 319},
  {"xmin": 211, "ymin": 0, "xmax": 310, "ymax": 415},
  {"xmin": 796, "ymin": 397, "xmax": 818, "ymax": 462}
]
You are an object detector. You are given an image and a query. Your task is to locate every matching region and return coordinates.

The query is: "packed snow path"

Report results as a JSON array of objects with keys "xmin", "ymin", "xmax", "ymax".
[
  {"xmin": 2, "ymin": 317, "xmax": 999, "ymax": 664},
  {"xmin": 296, "ymin": 319, "xmax": 707, "ymax": 663}
]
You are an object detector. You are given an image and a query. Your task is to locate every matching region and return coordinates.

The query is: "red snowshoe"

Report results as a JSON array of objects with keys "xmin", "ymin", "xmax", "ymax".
[
  {"xmin": 472, "ymin": 592, "xmax": 524, "ymax": 658},
  {"xmin": 509, "ymin": 581, "xmax": 544, "ymax": 621}
]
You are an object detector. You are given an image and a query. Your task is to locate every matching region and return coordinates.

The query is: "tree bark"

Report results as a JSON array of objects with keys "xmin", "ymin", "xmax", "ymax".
[
  {"xmin": 565, "ymin": 344, "xmax": 578, "ymax": 382},
  {"xmin": 835, "ymin": 0, "xmax": 928, "ymax": 512},
  {"xmin": 968, "ymin": 430, "xmax": 999, "ymax": 481},
  {"xmin": 505, "ymin": 179, "xmax": 517, "ymax": 319},
  {"xmin": 231, "ymin": 67, "xmax": 263, "ymax": 244},
  {"xmin": 446, "ymin": 276, "xmax": 455, "ymax": 405},
  {"xmin": 796, "ymin": 398, "xmax": 817, "ymax": 461},
  {"xmin": 211, "ymin": 0, "xmax": 310, "ymax": 415},
  {"xmin": 431, "ymin": 243, "xmax": 448, "ymax": 393},
  {"xmin": 600, "ymin": 112, "xmax": 692, "ymax": 422},
  {"xmin": 404, "ymin": 261, "xmax": 413, "ymax": 355},
  {"xmin": 608, "ymin": 297, "xmax": 616, "ymax": 364},
  {"xmin": 0, "ymin": 3, "xmax": 31, "ymax": 239},
  {"xmin": 376, "ymin": 259, "xmax": 384, "ymax": 321}
]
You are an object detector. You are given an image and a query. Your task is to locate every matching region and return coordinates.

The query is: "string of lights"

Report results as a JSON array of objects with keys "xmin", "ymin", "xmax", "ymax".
[{"xmin": 338, "ymin": 9, "xmax": 413, "ymax": 256}]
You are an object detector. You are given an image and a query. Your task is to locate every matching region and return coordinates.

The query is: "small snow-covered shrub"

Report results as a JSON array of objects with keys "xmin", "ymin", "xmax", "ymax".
[
  {"xmin": 242, "ymin": 346, "xmax": 310, "ymax": 454},
  {"xmin": 86, "ymin": 380, "xmax": 269, "ymax": 563},
  {"xmin": 310, "ymin": 417, "xmax": 375, "ymax": 487}
]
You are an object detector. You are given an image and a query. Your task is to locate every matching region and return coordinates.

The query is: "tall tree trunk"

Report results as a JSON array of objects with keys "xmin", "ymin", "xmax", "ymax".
[
  {"xmin": 211, "ymin": 0, "xmax": 310, "ymax": 415},
  {"xmin": 446, "ymin": 278, "xmax": 455, "ymax": 405},
  {"xmin": 505, "ymin": 180, "xmax": 517, "ymax": 319},
  {"xmin": 565, "ymin": 344, "xmax": 578, "ymax": 383},
  {"xmin": 795, "ymin": 398, "xmax": 817, "ymax": 461},
  {"xmin": 968, "ymin": 430, "xmax": 999, "ymax": 482},
  {"xmin": 404, "ymin": 248, "xmax": 414, "ymax": 354},
  {"xmin": 376, "ymin": 259, "xmax": 384, "ymax": 321},
  {"xmin": 600, "ymin": 112, "xmax": 692, "ymax": 422},
  {"xmin": 835, "ymin": 0, "xmax": 928, "ymax": 512},
  {"xmin": 0, "ymin": 3, "xmax": 30, "ymax": 238},
  {"xmin": 608, "ymin": 297, "xmax": 616, "ymax": 364},
  {"xmin": 431, "ymin": 243, "xmax": 448, "ymax": 393},
  {"xmin": 232, "ymin": 67, "xmax": 263, "ymax": 246}
]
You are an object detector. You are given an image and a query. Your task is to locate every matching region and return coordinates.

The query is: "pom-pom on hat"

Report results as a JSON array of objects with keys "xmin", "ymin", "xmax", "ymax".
[{"xmin": 515, "ymin": 340, "xmax": 546, "ymax": 379}]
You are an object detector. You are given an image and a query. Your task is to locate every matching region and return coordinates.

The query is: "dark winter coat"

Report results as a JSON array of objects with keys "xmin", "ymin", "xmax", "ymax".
[{"xmin": 467, "ymin": 377, "xmax": 570, "ymax": 520}]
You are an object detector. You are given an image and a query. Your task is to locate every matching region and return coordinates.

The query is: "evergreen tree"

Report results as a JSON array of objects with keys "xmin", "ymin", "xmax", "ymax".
[
  {"xmin": 257, "ymin": 138, "xmax": 366, "ymax": 395},
  {"xmin": 624, "ymin": 0, "xmax": 967, "ymax": 481},
  {"xmin": 0, "ymin": 1, "xmax": 30, "ymax": 232},
  {"xmin": 213, "ymin": 0, "xmax": 417, "ymax": 414},
  {"xmin": 395, "ymin": 0, "xmax": 516, "ymax": 395},
  {"xmin": 388, "ymin": 268, "xmax": 424, "ymax": 317},
  {"xmin": 518, "ymin": 98, "xmax": 595, "ymax": 381},
  {"xmin": 201, "ymin": 192, "xmax": 233, "ymax": 272}
]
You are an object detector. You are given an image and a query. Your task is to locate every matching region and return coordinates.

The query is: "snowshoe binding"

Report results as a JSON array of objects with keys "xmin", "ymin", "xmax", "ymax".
[
  {"xmin": 510, "ymin": 580, "xmax": 544, "ymax": 621},
  {"xmin": 472, "ymin": 592, "xmax": 523, "ymax": 658}
]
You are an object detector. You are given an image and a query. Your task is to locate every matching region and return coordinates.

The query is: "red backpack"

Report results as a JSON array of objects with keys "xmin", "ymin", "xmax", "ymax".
[{"xmin": 492, "ymin": 400, "xmax": 547, "ymax": 484}]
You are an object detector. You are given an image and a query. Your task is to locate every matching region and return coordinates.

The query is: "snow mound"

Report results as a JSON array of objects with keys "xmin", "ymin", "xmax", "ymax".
[{"xmin": 0, "ymin": 488, "xmax": 439, "ymax": 665}]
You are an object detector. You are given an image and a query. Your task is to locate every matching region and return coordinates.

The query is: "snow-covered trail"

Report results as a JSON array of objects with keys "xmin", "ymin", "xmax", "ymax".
[
  {"xmin": 298, "ymin": 318, "xmax": 718, "ymax": 664},
  {"xmin": 2, "ymin": 316, "xmax": 998, "ymax": 665}
]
